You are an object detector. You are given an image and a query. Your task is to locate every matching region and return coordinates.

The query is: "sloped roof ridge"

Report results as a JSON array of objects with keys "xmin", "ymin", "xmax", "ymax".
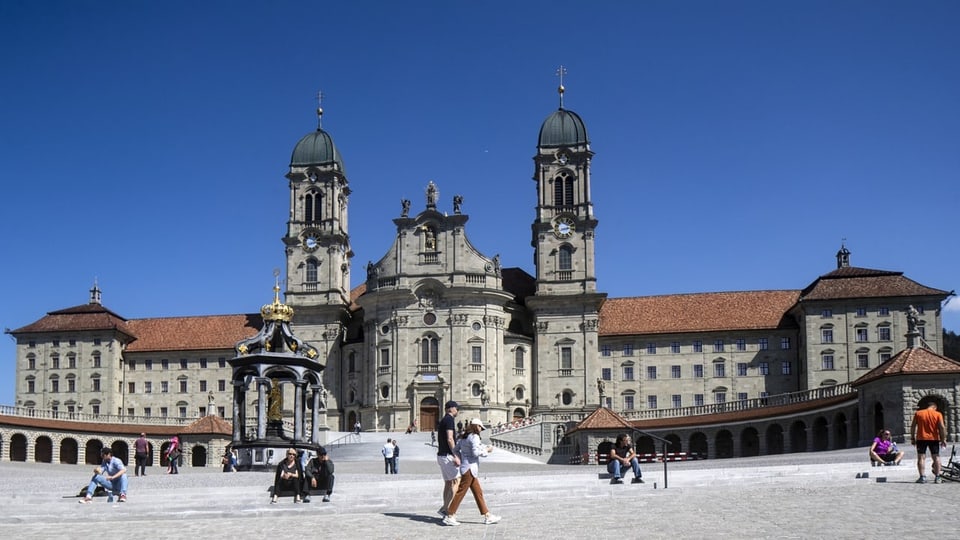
[
  {"xmin": 852, "ymin": 346, "xmax": 960, "ymax": 387},
  {"xmin": 49, "ymin": 303, "xmax": 129, "ymax": 321},
  {"xmin": 819, "ymin": 266, "xmax": 902, "ymax": 279},
  {"xmin": 129, "ymin": 312, "xmax": 256, "ymax": 322},
  {"xmin": 608, "ymin": 289, "xmax": 801, "ymax": 301}
]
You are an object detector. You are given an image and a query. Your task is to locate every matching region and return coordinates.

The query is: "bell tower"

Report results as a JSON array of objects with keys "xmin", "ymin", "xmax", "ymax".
[{"xmin": 527, "ymin": 69, "xmax": 606, "ymax": 415}]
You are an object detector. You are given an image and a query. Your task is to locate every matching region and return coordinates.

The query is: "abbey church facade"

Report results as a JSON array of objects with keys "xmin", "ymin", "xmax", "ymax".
[{"xmin": 9, "ymin": 91, "xmax": 952, "ymax": 438}]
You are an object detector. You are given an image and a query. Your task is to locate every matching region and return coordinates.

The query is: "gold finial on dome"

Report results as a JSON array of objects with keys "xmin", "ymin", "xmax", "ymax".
[
  {"xmin": 261, "ymin": 269, "xmax": 295, "ymax": 322},
  {"xmin": 556, "ymin": 65, "xmax": 567, "ymax": 109},
  {"xmin": 316, "ymin": 90, "xmax": 324, "ymax": 129}
]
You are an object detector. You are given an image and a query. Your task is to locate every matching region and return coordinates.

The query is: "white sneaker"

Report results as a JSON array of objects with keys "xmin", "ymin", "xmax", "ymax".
[
  {"xmin": 483, "ymin": 513, "xmax": 502, "ymax": 525},
  {"xmin": 442, "ymin": 514, "xmax": 461, "ymax": 526}
]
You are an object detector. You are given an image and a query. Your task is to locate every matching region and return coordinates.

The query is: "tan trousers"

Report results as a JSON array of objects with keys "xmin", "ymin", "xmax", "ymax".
[{"xmin": 446, "ymin": 469, "xmax": 489, "ymax": 516}]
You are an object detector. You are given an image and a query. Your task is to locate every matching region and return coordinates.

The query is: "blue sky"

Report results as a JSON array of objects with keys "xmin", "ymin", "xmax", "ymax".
[{"xmin": 1, "ymin": 1, "xmax": 958, "ymax": 406}]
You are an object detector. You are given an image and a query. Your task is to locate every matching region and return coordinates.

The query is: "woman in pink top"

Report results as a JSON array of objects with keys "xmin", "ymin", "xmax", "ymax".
[{"xmin": 869, "ymin": 429, "xmax": 903, "ymax": 466}]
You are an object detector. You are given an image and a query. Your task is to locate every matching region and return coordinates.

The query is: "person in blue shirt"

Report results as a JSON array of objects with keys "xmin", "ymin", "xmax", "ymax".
[{"xmin": 78, "ymin": 447, "xmax": 128, "ymax": 503}]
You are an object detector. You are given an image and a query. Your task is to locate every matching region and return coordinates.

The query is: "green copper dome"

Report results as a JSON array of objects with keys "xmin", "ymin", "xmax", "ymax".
[
  {"xmin": 290, "ymin": 128, "xmax": 344, "ymax": 169},
  {"xmin": 538, "ymin": 108, "xmax": 588, "ymax": 148}
]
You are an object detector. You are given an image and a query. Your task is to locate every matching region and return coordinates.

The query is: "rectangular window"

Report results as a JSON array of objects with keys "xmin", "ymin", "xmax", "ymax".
[
  {"xmin": 879, "ymin": 352, "xmax": 892, "ymax": 363},
  {"xmin": 161, "ymin": 381, "xmax": 169, "ymax": 393},
  {"xmin": 144, "ymin": 407, "xmax": 151, "ymax": 418},
  {"xmin": 199, "ymin": 380, "xmax": 208, "ymax": 392},
  {"xmin": 179, "ymin": 380, "xmax": 187, "ymax": 393},
  {"xmin": 715, "ymin": 392, "xmax": 726, "ymax": 404},
  {"xmin": 737, "ymin": 363, "xmax": 748, "ymax": 376},
  {"xmin": 647, "ymin": 366, "xmax": 657, "ymax": 380},
  {"xmin": 671, "ymin": 365, "xmax": 681, "ymax": 379},
  {"xmin": 693, "ymin": 340, "xmax": 703, "ymax": 353},
  {"xmin": 759, "ymin": 362, "xmax": 769, "ymax": 375},
  {"xmin": 624, "ymin": 395, "xmax": 635, "ymax": 410},
  {"xmin": 713, "ymin": 339, "xmax": 724, "ymax": 352},
  {"xmin": 218, "ymin": 379, "xmax": 226, "ymax": 392},
  {"xmin": 162, "ymin": 359, "xmax": 169, "ymax": 370},
  {"xmin": 782, "ymin": 362, "xmax": 792, "ymax": 375},
  {"xmin": 879, "ymin": 327, "xmax": 891, "ymax": 341},
  {"xmin": 52, "ymin": 340, "xmax": 60, "ymax": 347},
  {"xmin": 52, "ymin": 356, "xmax": 60, "ymax": 369},
  {"xmin": 694, "ymin": 364, "xmax": 704, "ymax": 378},
  {"xmin": 93, "ymin": 338, "xmax": 101, "ymax": 346},
  {"xmin": 68, "ymin": 356, "xmax": 76, "ymax": 369},
  {"xmin": 69, "ymin": 339, "xmax": 76, "ymax": 347},
  {"xmin": 879, "ymin": 307, "xmax": 889, "ymax": 316},
  {"xmin": 560, "ymin": 347, "xmax": 572, "ymax": 370},
  {"xmin": 126, "ymin": 359, "xmax": 133, "ymax": 370},
  {"xmin": 647, "ymin": 395, "xmax": 657, "ymax": 409},
  {"xmin": 601, "ymin": 345, "xmax": 612, "ymax": 357},
  {"xmin": 821, "ymin": 309, "xmax": 832, "ymax": 318},
  {"xmin": 180, "ymin": 359, "xmax": 188, "ymax": 370},
  {"xmin": 622, "ymin": 366, "xmax": 635, "ymax": 381},
  {"xmin": 737, "ymin": 392, "xmax": 748, "ymax": 402},
  {"xmin": 67, "ymin": 378, "xmax": 76, "ymax": 392},
  {"xmin": 218, "ymin": 357, "xmax": 226, "ymax": 368},
  {"xmin": 200, "ymin": 358, "xmax": 208, "ymax": 369},
  {"xmin": 127, "ymin": 408, "xmax": 134, "ymax": 417},
  {"xmin": 856, "ymin": 307, "xmax": 867, "ymax": 317},
  {"xmin": 92, "ymin": 378, "xmax": 100, "ymax": 392},
  {"xmin": 781, "ymin": 337, "xmax": 791, "ymax": 350},
  {"xmin": 199, "ymin": 407, "xmax": 206, "ymax": 417},
  {"xmin": 145, "ymin": 359, "xmax": 153, "ymax": 371},
  {"xmin": 856, "ymin": 328, "xmax": 869, "ymax": 342},
  {"xmin": 623, "ymin": 344, "xmax": 634, "ymax": 356},
  {"xmin": 671, "ymin": 342, "xmax": 681, "ymax": 354},
  {"xmin": 93, "ymin": 355, "xmax": 101, "ymax": 368},
  {"xmin": 821, "ymin": 329, "xmax": 833, "ymax": 343},
  {"xmin": 694, "ymin": 394, "xmax": 704, "ymax": 407},
  {"xmin": 714, "ymin": 363, "xmax": 725, "ymax": 378},
  {"xmin": 179, "ymin": 407, "xmax": 187, "ymax": 418},
  {"xmin": 758, "ymin": 338, "xmax": 768, "ymax": 351},
  {"xmin": 160, "ymin": 407, "xmax": 168, "ymax": 418},
  {"xmin": 822, "ymin": 355, "xmax": 834, "ymax": 370},
  {"xmin": 857, "ymin": 353, "xmax": 869, "ymax": 369},
  {"xmin": 672, "ymin": 394, "xmax": 682, "ymax": 408},
  {"xmin": 92, "ymin": 405, "xmax": 100, "ymax": 415},
  {"xmin": 601, "ymin": 367, "xmax": 612, "ymax": 381},
  {"xmin": 27, "ymin": 380, "xmax": 35, "ymax": 393},
  {"xmin": 471, "ymin": 346, "xmax": 482, "ymax": 364},
  {"xmin": 128, "ymin": 382, "xmax": 135, "ymax": 393},
  {"xmin": 145, "ymin": 381, "xmax": 152, "ymax": 393},
  {"xmin": 28, "ymin": 357, "xmax": 36, "ymax": 370},
  {"xmin": 646, "ymin": 343, "xmax": 656, "ymax": 354},
  {"xmin": 380, "ymin": 348, "xmax": 390, "ymax": 367},
  {"xmin": 736, "ymin": 338, "xmax": 746, "ymax": 351}
]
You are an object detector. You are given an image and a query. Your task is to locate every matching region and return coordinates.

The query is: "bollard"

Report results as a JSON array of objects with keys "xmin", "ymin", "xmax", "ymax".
[
  {"xmin": 876, "ymin": 477, "xmax": 886, "ymax": 483},
  {"xmin": 653, "ymin": 482, "xmax": 657, "ymax": 489}
]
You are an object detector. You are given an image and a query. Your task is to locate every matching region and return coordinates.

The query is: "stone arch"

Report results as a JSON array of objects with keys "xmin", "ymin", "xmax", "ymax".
[
  {"xmin": 191, "ymin": 444, "xmax": 206, "ymax": 467},
  {"xmin": 597, "ymin": 439, "xmax": 613, "ymax": 460},
  {"xmin": 789, "ymin": 420, "xmax": 807, "ymax": 453},
  {"xmin": 833, "ymin": 412, "xmax": 849, "ymax": 449},
  {"xmin": 812, "ymin": 416, "xmax": 829, "ymax": 451},
  {"xmin": 740, "ymin": 427, "xmax": 760, "ymax": 457},
  {"xmin": 512, "ymin": 408, "xmax": 526, "ymax": 421},
  {"xmin": 60, "ymin": 437, "xmax": 79, "ymax": 464},
  {"xmin": 85, "ymin": 439, "xmax": 104, "ymax": 465},
  {"xmin": 10, "ymin": 433, "xmax": 28, "ymax": 461},
  {"xmin": 111, "ymin": 440, "xmax": 130, "ymax": 465},
  {"xmin": 689, "ymin": 432, "xmax": 708, "ymax": 457},
  {"xmin": 765, "ymin": 424, "xmax": 784, "ymax": 455},
  {"xmin": 34, "ymin": 435, "xmax": 53, "ymax": 463},
  {"xmin": 665, "ymin": 433, "xmax": 682, "ymax": 453},
  {"xmin": 715, "ymin": 429, "xmax": 734, "ymax": 458},
  {"xmin": 635, "ymin": 435, "xmax": 656, "ymax": 455}
]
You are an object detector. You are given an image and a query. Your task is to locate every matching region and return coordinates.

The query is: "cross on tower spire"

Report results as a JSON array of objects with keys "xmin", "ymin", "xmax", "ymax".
[
  {"xmin": 316, "ymin": 90, "xmax": 324, "ymax": 129},
  {"xmin": 555, "ymin": 65, "xmax": 567, "ymax": 109}
]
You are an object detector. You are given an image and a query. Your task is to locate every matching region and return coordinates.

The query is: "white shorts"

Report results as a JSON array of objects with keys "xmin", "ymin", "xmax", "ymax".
[{"xmin": 436, "ymin": 454, "xmax": 461, "ymax": 482}]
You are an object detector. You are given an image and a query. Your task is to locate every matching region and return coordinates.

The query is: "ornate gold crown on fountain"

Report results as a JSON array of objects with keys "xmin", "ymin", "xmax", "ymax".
[{"xmin": 261, "ymin": 279, "xmax": 294, "ymax": 322}]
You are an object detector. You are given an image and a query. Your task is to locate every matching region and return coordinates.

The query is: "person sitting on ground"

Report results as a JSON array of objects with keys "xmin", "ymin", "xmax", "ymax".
[
  {"xmin": 79, "ymin": 447, "xmax": 128, "ymax": 503},
  {"xmin": 302, "ymin": 446, "xmax": 335, "ymax": 503},
  {"xmin": 271, "ymin": 448, "xmax": 304, "ymax": 503},
  {"xmin": 607, "ymin": 433, "xmax": 644, "ymax": 484},
  {"xmin": 869, "ymin": 428, "xmax": 904, "ymax": 466}
]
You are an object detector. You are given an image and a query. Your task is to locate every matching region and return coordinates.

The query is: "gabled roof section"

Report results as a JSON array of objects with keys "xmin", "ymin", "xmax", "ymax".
[
  {"xmin": 852, "ymin": 346, "xmax": 960, "ymax": 387},
  {"xmin": 125, "ymin": 314, "xmax": 261, "ymax": 353},
  {"xmin": 501, "ymin": 267, "xmax": 535, "ymax": 305},
  {"xmin": 9, "ymin": 303, "xmax": 135, "ymax": 338},
  {"xmin": 349, "ymin": 283, "xmax": 367, "ymax": 312},
  {"xmin": 564, "ymin": 407, "xmax": 634, "ymax": 436},
  {"xmin": 799, "ymin": 266, "xmax": 948, "ymax": 301},
  {"xmin": 600, "ymin": 290, "xmax": 800, "ymax": 336},
  {"xmin": 179, "ymin": 414, "xmax": 232, "ymax": 435}
]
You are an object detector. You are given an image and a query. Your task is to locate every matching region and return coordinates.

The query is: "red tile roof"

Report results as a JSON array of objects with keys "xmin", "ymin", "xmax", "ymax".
[
  {"xmin": 800, "ymin": 267, "xmax": 948, "ymax": 301},
  {"xmin": 599, "ymin": 290, "xmax": 800, "ymax": 336},
  {"xmin": 10, "ymin": 303, "xmax": 135, "ymax": 338},
  {"xmin": 564, "ymin": 407, "xmax": 634, "ymax": 435},
  {"xmin": 852, "ymin": 346, "xmax": 960, "ymax": 387},
  {"xmin": 125, "ymin": 314, "xmax": 261, "ymax": 352},
  {"xmin": 180, "ymin": 414, "xmax": 233, "ymax": 435}
]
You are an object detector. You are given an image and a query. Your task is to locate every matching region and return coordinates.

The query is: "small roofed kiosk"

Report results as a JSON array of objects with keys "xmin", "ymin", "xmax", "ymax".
[{"xmin": 229, "ymin": 278, "xmax": 326, "ymax": 470}]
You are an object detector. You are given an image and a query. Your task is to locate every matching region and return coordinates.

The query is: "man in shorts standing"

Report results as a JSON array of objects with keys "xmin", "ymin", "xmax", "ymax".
[
  {"xmin": 911, "ymin": 401, "xmax": 947, "ymax": 483},
  {"xmin": 436, "ymin": 400, "xmax": 461, "ymax": 517}
]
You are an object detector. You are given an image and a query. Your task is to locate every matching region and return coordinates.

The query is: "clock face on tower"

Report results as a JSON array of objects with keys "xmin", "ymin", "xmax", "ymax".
[
  {"xmin": 553, "ymin": 216, "xmax": 575, "ymax": 239},
  {"xmin": 301, "ymin": 229, "xmax": 321, "ymax": 252}
]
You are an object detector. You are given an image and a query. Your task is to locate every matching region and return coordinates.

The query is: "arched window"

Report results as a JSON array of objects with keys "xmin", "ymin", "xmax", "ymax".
[
  {"xmin": 558, "ymin": 246, "xmax": 572, "ymax": 271},
  {"xmin": 421, "ymin": 335, "xmax": 439, "ymax": 364},
  {"xmin": 514, "ymin": 348, "xmax": 525, "ymax": 370},
  {"xmin": 561, "ymin": 390, "xmax": 573, "ymax": 406},
  {"xmin": 380, "ymin": 385, "xmax": 390, "ymax": 399},
  {"xmin": 553, "ymin": 172, "xmax": 575, "ymax": 207},
  {"xmin": 305, "ymin": 191, "xmax": 322, "ymax": 223},
  {"xmin": 515, "ymin": 386, "xmax": 525, "ymax": 400},
  {"xmin": 306, "ymin": 259, "xmax": 318, "ymax": 283}
]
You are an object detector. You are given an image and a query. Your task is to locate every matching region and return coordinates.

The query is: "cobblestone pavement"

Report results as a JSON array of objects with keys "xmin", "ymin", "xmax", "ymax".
[{"xmin": 2, "ymin": 434, "xmax": 958, "ymax": 539}]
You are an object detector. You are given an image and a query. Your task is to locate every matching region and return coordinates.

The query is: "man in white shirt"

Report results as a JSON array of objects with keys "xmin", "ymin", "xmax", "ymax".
[{"xmin": 382, "ymin": 438, "xmax": 396, "ymax": 474}]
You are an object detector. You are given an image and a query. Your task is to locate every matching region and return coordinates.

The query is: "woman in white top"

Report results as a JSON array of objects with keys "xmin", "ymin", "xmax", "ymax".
[{"xmin": 442, "ymin": 418, "xmax": 502, "ymax": 526}]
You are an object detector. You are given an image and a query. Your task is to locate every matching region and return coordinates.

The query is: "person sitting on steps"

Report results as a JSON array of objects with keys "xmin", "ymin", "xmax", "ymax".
[
  {"xmin": 78, "ymin": 447, "xmax": 128, "ymax": 503},
  {"xmin": 869, "ymin": 428, "xmax": 904, "ymax": 466},
  {"xmin": 607, "ymin": 433, "xmax": 644, "ymax": 484}
]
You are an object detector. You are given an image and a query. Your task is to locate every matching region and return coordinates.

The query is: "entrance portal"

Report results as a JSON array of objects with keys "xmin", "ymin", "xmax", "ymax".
[{"xmin": 420, "ymin": 396, "xmax": 440, "ymax": 432}]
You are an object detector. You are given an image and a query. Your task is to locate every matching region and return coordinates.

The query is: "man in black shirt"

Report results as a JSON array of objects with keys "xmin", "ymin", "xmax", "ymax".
[
  {"xmin": 303, "ymin": 447, "xmax": 335, "ymax": 503},
  {"xmin": 436, "ymin": 400, "xmax": 461, "ymax": 518}
]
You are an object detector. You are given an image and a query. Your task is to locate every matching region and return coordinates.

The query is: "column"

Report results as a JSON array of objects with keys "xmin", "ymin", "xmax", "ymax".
[
  {"xmin": 232, "ymin": 380, "xmax": 244, "ymax": 443},
  {"xmin": 310, "ymin": 384, "xmax": 323, "ymax": 444},
  {"xmin": 293, "ymin": 380, "xmax": 305, "ymax": 442},
  {"xmin": 256, "ymin": 377, "xmax": 268, "ymax": 439}
]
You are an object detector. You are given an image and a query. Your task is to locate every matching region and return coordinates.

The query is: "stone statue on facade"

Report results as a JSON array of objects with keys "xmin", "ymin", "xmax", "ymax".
[
  {"xmin": 906, "ymin": 305, "xmax": 920, "ymax": 334},
  {"xmin": 597, "ymin": 378, "xmax": 605, "ymax": 402},
  {"xmin": 401, "ymin": 198, "xmax": 411, "ymax": 217},
  {"xmin": 453, "ymin": 194, "xmax": 463, "ymax": 214},
  {"xmin": 426, "ymin": 181, "xmax": 438, "ymax": 209}
]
